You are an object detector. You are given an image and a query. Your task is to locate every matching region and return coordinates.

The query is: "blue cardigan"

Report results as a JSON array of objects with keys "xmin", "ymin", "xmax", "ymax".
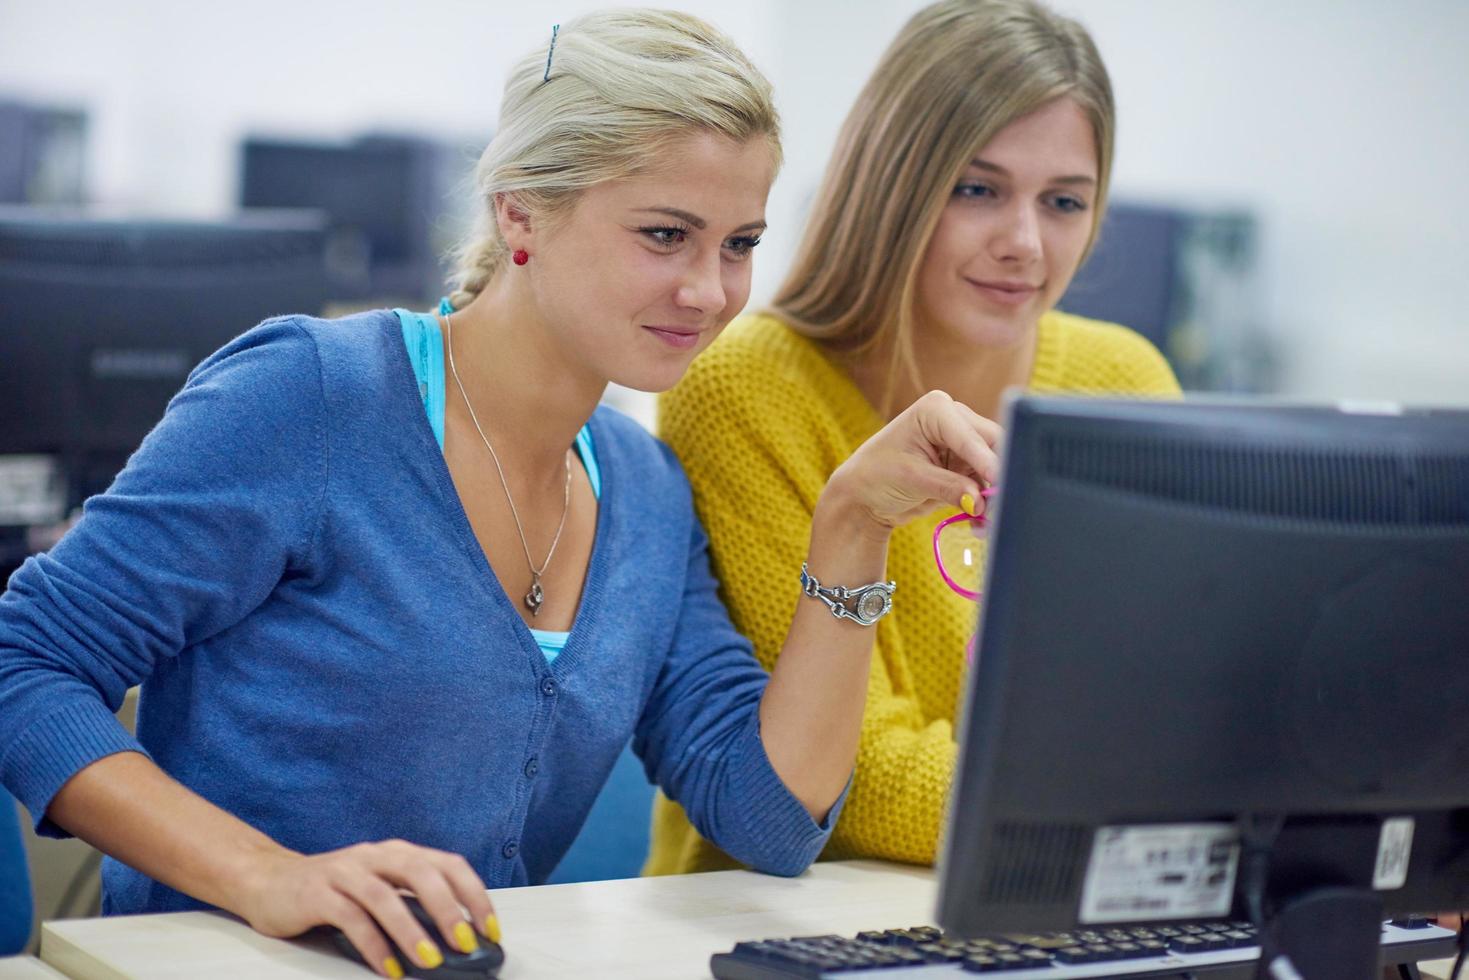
[{"xmin": 0, "ymin": 310, "xmax": 841, "ymax": 914}]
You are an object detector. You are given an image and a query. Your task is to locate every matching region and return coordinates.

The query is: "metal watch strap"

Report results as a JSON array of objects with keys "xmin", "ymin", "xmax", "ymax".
[{"xmin": 799, "ymin": 562, "xmax": 896, "ymax": 627}]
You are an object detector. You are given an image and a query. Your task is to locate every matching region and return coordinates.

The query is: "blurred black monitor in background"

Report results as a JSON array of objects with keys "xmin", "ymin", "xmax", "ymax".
[
  {"xmin": 0, "ymin": 100, "xmax": 87, "ymax": 205},
  {"xmin": 0, "ymin": 208, "xmax": 329, "ymax": 575},
  {"xmin": 240, "ymin": 133, "xmax": 464, "ymax": 307},
  {"xmin": 939, "ymin": 396, "xmax": 1469, "ymax": 979},
  {"xmin": 1058, "ymin": 201, "xmax": 1275, "ymax": 394}
]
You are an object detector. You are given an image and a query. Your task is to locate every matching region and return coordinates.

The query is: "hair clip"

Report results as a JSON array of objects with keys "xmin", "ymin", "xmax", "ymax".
[{"xmin": 543, "ymin": 24, "xmax": 560, "ymax": 83}]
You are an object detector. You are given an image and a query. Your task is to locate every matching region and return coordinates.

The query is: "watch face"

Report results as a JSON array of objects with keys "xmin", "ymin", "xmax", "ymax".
[{"xmin": 856, "ymin": 589, "xmax": 890, "ymax": 622}]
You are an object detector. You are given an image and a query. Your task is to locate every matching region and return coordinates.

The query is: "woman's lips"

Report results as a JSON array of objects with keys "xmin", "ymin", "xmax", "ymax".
[
  {"xmin": 967, "ymin": 278, "xmax": 1040, "ymax": 308},
  {"xmin": 643, "ymin": 325, "xmax": 702, "ymax": 350}
]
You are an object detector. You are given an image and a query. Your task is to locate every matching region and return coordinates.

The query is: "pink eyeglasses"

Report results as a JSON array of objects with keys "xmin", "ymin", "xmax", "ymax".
[{"xmin": 932, "ymin": 486, "xmax": 997, "ymax": 602}]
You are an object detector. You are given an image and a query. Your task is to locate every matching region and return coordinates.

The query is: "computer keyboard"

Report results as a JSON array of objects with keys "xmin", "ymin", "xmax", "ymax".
[{"xmin": 710, "ymin": 917, "xmax": 1459, "ymax": 978}]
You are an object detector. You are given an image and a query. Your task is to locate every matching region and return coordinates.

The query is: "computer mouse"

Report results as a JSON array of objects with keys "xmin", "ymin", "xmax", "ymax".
[{"xmin": 326, "ymin": 893, "xmax": 505, "ymax": 978}]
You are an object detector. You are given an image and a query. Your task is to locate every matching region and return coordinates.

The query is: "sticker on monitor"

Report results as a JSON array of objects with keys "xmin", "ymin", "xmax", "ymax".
[{"xmin": 1079, "ymin": 823, "xmax": 1240, "ymax": 924}]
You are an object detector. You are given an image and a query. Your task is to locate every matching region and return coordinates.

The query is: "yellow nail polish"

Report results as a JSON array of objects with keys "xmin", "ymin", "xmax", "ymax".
[
  {"xmin": 383, "ymin": 956, "xmax": 405, "ymax": 980},
  {"xmin": 454, "ymin": 921, "xmax": 479, "ymax": 953},
  {"xmin": 416, "ymin": 940, "xmax": 444, "ymax": 968},
  {"xmin": 484, "ymin": 913, "xmax": 503, "ymax": 944},
  {"xmin": 960, "ymin": 493, "xmax": 976, "ymax": 516}
]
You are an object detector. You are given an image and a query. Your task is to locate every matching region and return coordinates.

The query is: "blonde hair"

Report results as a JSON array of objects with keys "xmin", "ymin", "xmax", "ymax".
[
  {"xmin": 448, "ymin": 10, "xmax": 780, "ymax": 310},
  {"xmin": 772, "ymin": 0, "xmax": 1114, "ymax": 407}
]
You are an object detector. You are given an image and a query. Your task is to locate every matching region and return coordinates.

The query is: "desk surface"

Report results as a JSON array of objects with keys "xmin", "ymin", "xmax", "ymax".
[
  {"xmin": 0, "ymin": 958, "xmax": 68, "ymax": 980},
  {"xmin": 35, "ymin": 862, "xmax": 1466, "ymax": 980},
  {"xmin": 40, "ymin": 860, "xmax": 936, "ymax": 979}
]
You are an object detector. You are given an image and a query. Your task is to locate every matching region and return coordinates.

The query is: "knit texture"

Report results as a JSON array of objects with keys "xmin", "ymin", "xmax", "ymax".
[
  {"xmin": 644, "ymin": 310, "xmax": 1181, "ymax": 874},
  {"xmin": 0, "ymin": 310, "xmax": 840, "ymax": 915}
]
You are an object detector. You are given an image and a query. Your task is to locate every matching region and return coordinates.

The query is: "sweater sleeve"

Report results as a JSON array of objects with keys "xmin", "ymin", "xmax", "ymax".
[
  {"xmin": 644, "ymin": 327, "xmax": 956, "ymax": 872},
  {"xmin": 633, "ymin": 485, "xmax": 842, "ymax": 878},
  {"xmin": 0, "ymin": 317, "xmax": 327, "ymax": 834}
]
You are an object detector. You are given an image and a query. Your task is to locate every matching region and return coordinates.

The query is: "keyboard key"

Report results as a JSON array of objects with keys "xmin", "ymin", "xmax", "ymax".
[
  {"xmin": 916, "ymin": 943, "xmax": 966, "ymax": 963},
  {"xmin": 1169, "ymin": 934, "xmax": 1207, "ymax": 954},
  {"xmin": 1055, "ymin": 946, "xmax": 1095, "ymax": 964},
  {"xmin": 961, "ymin": 954, "xmax": 1001, "ymax": 972},
  {"xmin": 1015, "ymin": 932, "xmax": 1078, "ymax": 950}
]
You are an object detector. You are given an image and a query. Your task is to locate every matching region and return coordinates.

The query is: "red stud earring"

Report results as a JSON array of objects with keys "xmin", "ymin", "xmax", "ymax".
[{"xmin": 512, "ymin": 249, "xmax": 529, "ymax": 266}]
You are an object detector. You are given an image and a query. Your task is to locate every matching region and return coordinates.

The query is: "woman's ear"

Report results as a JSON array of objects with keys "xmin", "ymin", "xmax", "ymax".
[{"xmin": 493, "ymin": 192, "xmax": 535, "ymax": 255}]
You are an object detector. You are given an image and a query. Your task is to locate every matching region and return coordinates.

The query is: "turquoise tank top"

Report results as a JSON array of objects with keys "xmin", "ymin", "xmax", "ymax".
[{"xmin": 395, "ymin": 301, "xmax": 600, "ymax": 662}]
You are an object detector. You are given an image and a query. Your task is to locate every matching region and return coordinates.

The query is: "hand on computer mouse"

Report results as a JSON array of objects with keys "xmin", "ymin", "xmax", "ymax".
[
  {"xmin": 329, "ymin": 893, "xmax": 505, "ymax": 979},
  {"xmin": 237, "ymin": 840, "xmax": 500, "ymax": 978}
]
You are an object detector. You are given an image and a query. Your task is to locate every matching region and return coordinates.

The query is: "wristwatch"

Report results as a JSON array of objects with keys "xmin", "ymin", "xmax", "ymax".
[{"xmin": 800, "ymin": 562, "xmax": 896, "ymax": 626}]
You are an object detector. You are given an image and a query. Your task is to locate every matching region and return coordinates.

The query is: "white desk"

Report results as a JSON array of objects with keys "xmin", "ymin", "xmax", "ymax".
[
  {"xmin": 0, "ymin": 958, "xmax": 68, "ymax": 980},
  {"xmin": 39, "ymin": 860, "xmax": 935, "ymax": 979},
  {"xmin": 34, "ymin": 861, "xmax": 1465, "ymax": 979}
]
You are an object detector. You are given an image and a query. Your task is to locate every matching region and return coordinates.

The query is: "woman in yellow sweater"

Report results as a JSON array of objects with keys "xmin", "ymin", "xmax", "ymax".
[{"xmin": 646, "ymin": 0, "xmax": 1182, "ymax": 875}]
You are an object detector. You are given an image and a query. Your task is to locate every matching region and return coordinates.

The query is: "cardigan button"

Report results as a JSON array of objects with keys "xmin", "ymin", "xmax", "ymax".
[
  {"xmin": 502, "ymin": 840, "xmax": 519, "ymax": 860},
  {"xmin": 540, "ymin": 678, "xmax": 557, "ymax": 698},
  {"xmin": 523, "ymin": 756, "xmax": 539, "ymax": 778}
]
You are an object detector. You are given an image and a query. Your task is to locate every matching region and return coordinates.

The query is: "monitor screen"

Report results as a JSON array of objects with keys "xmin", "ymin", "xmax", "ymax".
[
  {"xmin": 937, "ymin": 397, "xmax": 1469, "ymax": 963},
  {"xmin": 0, "ymin": 208, "xmax": 329, "ymax": 511},
  {"xmin": 239, "ymin": 135, "xmax": 458, "ymax": 304}
]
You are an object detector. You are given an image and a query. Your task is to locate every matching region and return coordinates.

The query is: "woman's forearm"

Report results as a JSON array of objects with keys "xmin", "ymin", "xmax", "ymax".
[
  {"xmin": 759, "ymin": 485, "xmax": 891, "ymax": 819},
  {"xmin": 46, "ymin": 751, "xmax": 295, "ymax": 917}
]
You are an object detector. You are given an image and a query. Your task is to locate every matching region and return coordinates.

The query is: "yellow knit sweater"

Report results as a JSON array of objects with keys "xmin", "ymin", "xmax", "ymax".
[{"xmin": 644, "ymin": 310, "xmax": 1182, "ymax": 875}]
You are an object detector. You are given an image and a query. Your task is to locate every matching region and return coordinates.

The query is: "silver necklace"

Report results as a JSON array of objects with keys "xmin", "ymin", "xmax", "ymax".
[{"xmin": 443, "ymin": 311, "xmax": 571, "ymax": 616}]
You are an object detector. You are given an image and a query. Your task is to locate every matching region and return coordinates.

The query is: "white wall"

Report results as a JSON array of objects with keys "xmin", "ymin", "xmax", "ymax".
[{"xmin": 2, "ymin": 0, "xmax": 1465, "ymax": 404}]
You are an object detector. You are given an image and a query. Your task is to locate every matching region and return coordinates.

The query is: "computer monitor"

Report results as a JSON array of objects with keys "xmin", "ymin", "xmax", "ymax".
[
  {"xmin": 0, "ymin": 100, "xmax": 87, "ymax": 206},
  {"xmin": 239, "ymin": 134, "xmax": 464, "ymax": 305},
  {"xmin": 938, "ymin": 396, "xmax": 1469, "ymax": 978},
  {"xmin": 1057, "ymin": 201, "xmax": 1271, "ymax": 394},
  {"xmin": 0, "ymin": 208, "xmax": 329, "ymax": 521}
]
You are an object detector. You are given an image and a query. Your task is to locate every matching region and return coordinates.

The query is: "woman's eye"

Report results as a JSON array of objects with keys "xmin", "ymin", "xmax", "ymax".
[
  {"xmin": 954, "ymin": 182, "xmax": 995, "ymax": 199},
  {"xmin": 723, "ymin": 235, "xmax": 762, "ymax": 258},
  {"xmin": 642, "ymin": 226, "xmax": 689, "ymax": 247},
  {"xmin": 1050, "ymin": 194, "xmax": 1089, "ymax": 214}
]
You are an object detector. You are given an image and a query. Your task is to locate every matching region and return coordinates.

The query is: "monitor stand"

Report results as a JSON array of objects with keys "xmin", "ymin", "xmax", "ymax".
[{"xmin": 1257, "ymin": 886, "xmax": 1383, "ymax": 980}]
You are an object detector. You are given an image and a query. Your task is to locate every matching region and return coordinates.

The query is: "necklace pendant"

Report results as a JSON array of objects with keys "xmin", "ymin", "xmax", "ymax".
[{"xmin": 525, "ymin": 577, "xmax": 545, "ymax": 616}]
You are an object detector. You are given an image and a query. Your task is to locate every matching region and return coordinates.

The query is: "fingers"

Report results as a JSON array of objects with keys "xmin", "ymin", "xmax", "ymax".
[
  {"xmin": 827, "ymin": 389, "xmax": 1006, "ymax": 531},
  {"xmin": 911, "ymin": 391, "xmax": 1002, "ymax": 495},
  {"xmin": 900, "ymin": 455, "xmax": 986, "ymax": 517},
  {"xmin": 376, "ymin": 841, "xmax": 498, "ymax": 952},
  {"xmin": 323, "ymin": 841, "xmax": 498, "ymax": 976},
  {"xmin": 338, "ymin": 868, "xmax": 437, "ymax": 973},
  {"xmin": 319, "ymin": 888, "xmax": 403, "ymax": 979},
  {"xmin": 434, "ymin": 850, "xmax": 500, "ymax": 944},
  {"xmin": 951, "ymin": 400, "xmax": 1005, "ymax": 461}
]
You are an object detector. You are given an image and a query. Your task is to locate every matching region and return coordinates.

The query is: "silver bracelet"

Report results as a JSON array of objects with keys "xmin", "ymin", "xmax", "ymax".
[{"xmin": 799, "ymin": 562, "xmax": 895, "ymax": 627}]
